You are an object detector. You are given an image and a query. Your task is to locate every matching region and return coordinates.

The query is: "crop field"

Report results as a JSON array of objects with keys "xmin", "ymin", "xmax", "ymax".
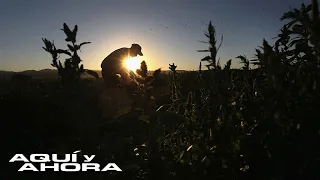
[{"xmin": 2, "ymin": 1, "xmax": 320, "ymax": 180}]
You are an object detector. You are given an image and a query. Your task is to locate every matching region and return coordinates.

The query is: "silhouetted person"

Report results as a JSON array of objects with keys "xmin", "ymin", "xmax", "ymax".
[{"xmin": 101, "ymin": 44, "xmax": 143, "ymax": 86}]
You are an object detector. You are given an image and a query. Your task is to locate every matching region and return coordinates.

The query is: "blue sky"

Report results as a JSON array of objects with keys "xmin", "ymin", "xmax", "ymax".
[{"xmin": 0, "ymin": 0, "xmax": 310, "ymax": 71}]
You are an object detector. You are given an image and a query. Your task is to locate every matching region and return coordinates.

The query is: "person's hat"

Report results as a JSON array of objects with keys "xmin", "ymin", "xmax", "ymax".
[{"xmin": 131, "ymin": 44, "xmax": 143, "ymax": 56}]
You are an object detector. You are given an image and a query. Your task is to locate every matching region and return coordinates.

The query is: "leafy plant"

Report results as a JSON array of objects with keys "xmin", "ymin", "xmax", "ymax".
[
  {"xmin": 127, "ymin": 61, "xmax": 162, "ymax": 112},
  {"xmin": 236, "ymin": 55, "xmax": 250, "ymax": 71},
  {"xmin": 197, "ymin": 21, "xmax": 223, "ymax": 70},
  {"xmin": 42, "ymin": 23, "xmax": 94, "ymax": 84}
]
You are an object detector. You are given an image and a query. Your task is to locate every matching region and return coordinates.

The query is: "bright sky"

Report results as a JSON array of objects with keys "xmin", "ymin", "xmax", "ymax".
[{"xmin": 0, "ymin": 0, "xmax": 310, "ymax": 71}]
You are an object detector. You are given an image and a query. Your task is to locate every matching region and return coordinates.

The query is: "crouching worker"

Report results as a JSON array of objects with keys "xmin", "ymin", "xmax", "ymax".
[{"xmin": 101, "ymin": 44, "xmax": 143, "ymax": 87}]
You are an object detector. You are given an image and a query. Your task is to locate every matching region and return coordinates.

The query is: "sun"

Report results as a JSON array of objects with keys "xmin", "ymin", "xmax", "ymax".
[{"xmin": 124, "ymin": 57, "xmax": 141, "ymax": 71}]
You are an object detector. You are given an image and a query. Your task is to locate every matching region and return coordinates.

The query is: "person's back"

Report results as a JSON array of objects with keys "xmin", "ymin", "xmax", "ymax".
[
  {"xmin": 101, "ymin": 44, "xmax": 143, "ymax": 86},
  {"xmin": 101, "ymin": 48, "xmax": 129, "ymax": 73}
]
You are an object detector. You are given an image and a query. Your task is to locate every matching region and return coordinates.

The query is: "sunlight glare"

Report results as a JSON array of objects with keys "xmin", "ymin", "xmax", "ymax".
[{"xmin": 124, "ymin": 57, "xmax": 141, "ymax": 71}]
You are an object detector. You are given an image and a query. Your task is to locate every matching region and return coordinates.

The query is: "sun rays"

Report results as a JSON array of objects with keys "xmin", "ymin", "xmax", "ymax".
[{"xmin": 124, "ymin": 57, "xmax": 141, "ymax": 71}]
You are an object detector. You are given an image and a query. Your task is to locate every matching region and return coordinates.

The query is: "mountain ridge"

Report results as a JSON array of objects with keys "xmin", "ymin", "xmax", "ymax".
[{"xmin": 0, "ymin": 69, "xmax": 186, "ymax": 80}]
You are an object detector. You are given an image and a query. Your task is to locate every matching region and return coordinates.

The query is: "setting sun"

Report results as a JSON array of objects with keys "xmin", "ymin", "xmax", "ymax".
[{"xmin": 124, "ymin": 57, "xmax": 141, "ymax": 71}]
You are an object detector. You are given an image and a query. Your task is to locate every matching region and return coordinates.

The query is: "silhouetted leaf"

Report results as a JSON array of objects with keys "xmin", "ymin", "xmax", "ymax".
[
  {"xmin": 73, "ymin": 25, "xmax": 78, "ymax": 34},
  {"xmin": 62, "ymin": 23, "xmax": 71, "ymax": 33},
  {"xmin": 217, "ymin": 35, "xmax": 223, "ymax": 52},
  {"xmin": 201, "ymin": 56, "xmax": 212, "ymax": 61},
  {"xmin": 61, "ymin": 23, "xmax": 72, "ymax": 38},
  {"xmin": 56, "ymin": 49, "xmax": 72, "ymax": 56},
  {"xmin": 79, "ymin": 42, "xmax": 91, "ymax": 47},
  {"xmin": 169, "ymin": 63, "xmax": 177, "ymax": 72},
  {"xmin": 42, "ymin": 47, "xmax": 48, "ymax": 52},
  {"xmin": 67, "ymin": 44, "xmax": 74, "ymax": 51},
  {"xmin": 197, "ymin": 40, "xmax": 208, "ymax": 44},
  {"xmin": 197, "ymin": 50, "xmax": 210, "ymax": 52}
]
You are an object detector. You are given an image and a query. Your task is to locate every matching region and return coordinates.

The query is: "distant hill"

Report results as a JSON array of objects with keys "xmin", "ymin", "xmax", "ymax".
[
  {"xmin": 0, "ymin": 69, "xmax": 59, "ymax": 80},
  {"xmin": 0, "ymin": 69, "xmax": 186, "ymax": 80}
]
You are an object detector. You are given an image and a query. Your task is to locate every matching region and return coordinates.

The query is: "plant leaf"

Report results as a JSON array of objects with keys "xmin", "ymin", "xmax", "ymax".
[
  {"xmin": 79, "ymin": 42, "xmax": 91, "ymax": 48},
  {"xmin": 197, "ymin": 50, "xmax": 210, "ymax": 52},
  {"xmin": 56, "ymin": 49, "xmax": 72, "ymax": 56},
  {"xmin": 67, "ymin": 44, "xmax": 74, "ymax": 51},
  {"xmin": 201, "ymin": 56, "xmax": 212, "ymax": 61},
  {"xmin": 73, "ymin": 25, "xmax": 78, "ymax": 34}
]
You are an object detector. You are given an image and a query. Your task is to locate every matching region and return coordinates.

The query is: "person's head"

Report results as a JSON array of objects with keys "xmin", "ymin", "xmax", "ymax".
[{"xmin": 130, "ymin": 44, "xmax": 143, "ymax": 57}]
